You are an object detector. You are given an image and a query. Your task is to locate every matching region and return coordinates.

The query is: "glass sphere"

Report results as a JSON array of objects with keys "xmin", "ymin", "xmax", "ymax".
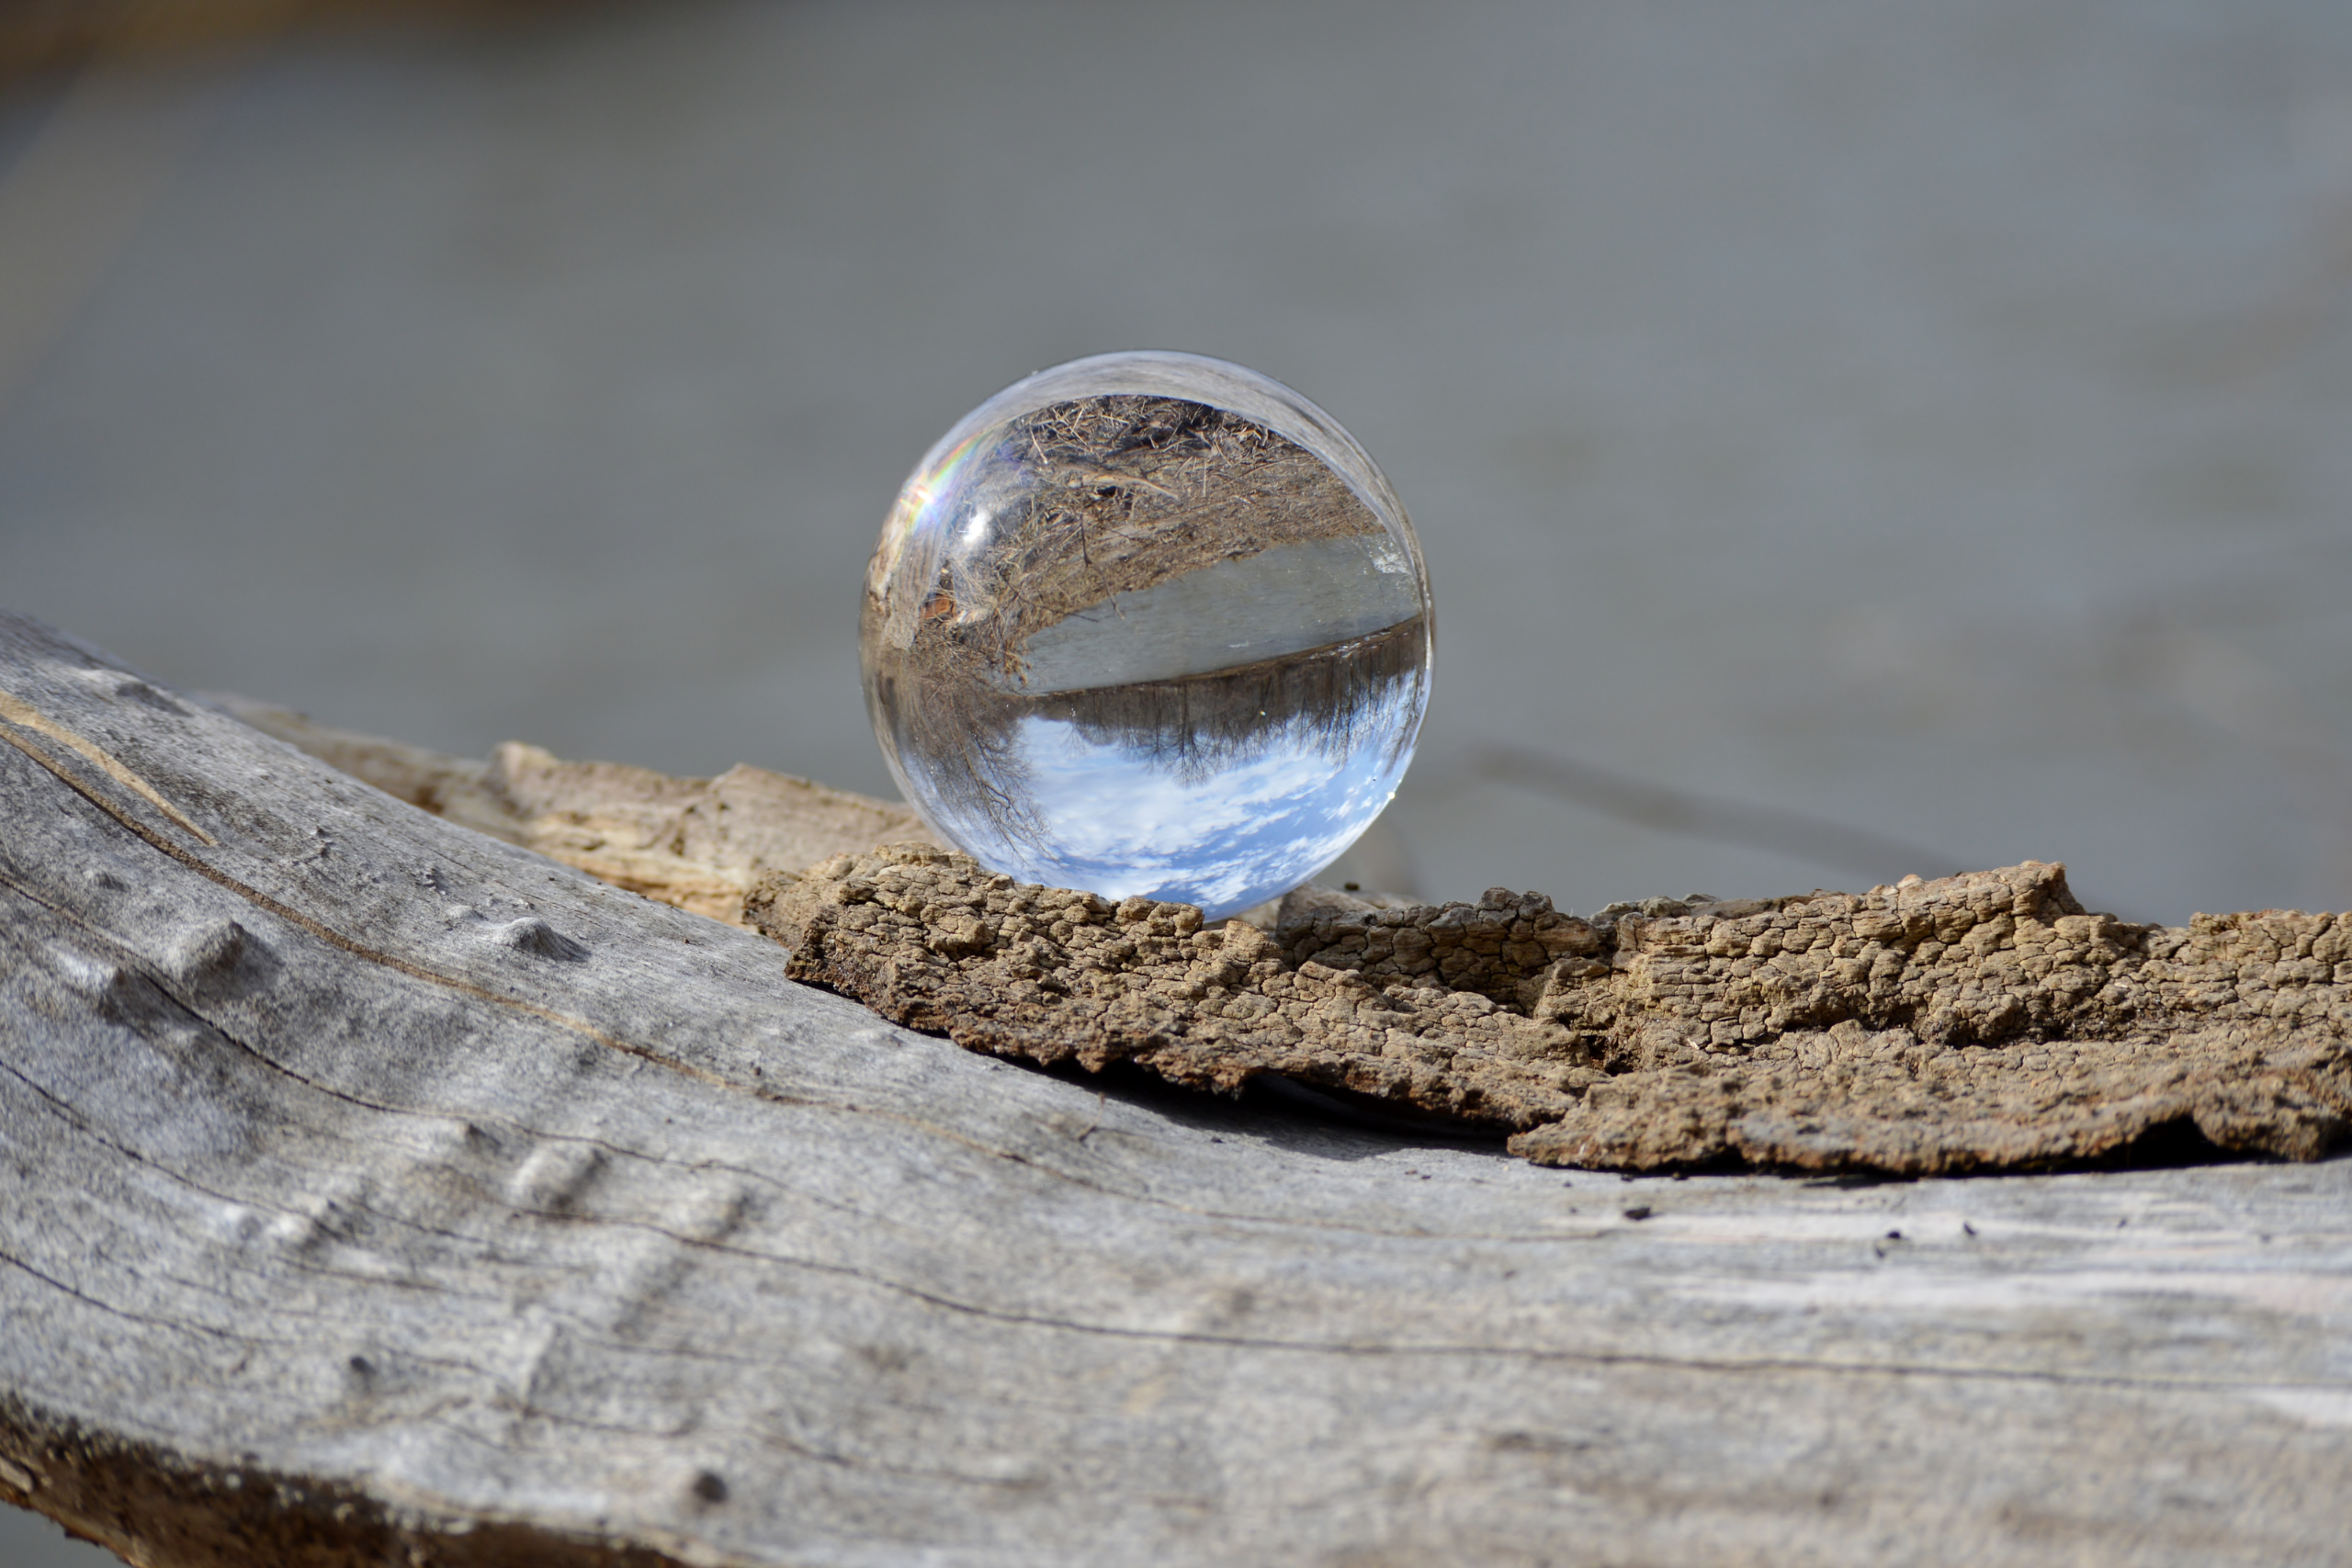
[{"xmin": 860, "ymin": 351, "xmax": 1432, "ymax": 921}]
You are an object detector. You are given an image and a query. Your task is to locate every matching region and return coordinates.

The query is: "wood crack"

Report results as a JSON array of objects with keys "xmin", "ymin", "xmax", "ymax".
[
  {"xmin": 0, "ymin": 683, "xmax": 215, "ymax": 844},
  {"xmin": 1, "ymin": 716, "xmax": 699, "ymax": 1079},
  {"xmin": 12, "ymin": 1232, "xmax": 2340, "ymax": 1404}
]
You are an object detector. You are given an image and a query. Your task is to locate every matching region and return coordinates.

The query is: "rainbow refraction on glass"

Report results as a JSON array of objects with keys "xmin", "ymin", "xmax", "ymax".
[{"xmin": 860, "ymin": 352, "xmax": 1432, "ymax": 921}]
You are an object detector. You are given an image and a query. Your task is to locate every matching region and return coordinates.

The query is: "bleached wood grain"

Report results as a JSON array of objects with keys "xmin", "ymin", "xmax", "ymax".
[{"xmin": 2, "ymin": 609, "xmax": 2349, "ymax": 1567}]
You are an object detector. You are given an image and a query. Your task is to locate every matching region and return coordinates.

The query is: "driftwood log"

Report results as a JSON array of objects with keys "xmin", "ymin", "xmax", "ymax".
[{"xmin": 5, "ymin": 609, "xmax": 2352, "ymax": 1566}]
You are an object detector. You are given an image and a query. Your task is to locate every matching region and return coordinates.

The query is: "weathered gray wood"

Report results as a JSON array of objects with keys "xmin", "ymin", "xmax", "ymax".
[{"xmin": 4, "ymin": 608, "xmax": 2351, "ymax": 1567}]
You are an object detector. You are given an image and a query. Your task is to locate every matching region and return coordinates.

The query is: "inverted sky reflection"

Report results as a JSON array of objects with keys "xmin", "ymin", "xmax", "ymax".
[{"xmin": 928, "ymin": 693, "xmax": 1415, "ymax": 919}]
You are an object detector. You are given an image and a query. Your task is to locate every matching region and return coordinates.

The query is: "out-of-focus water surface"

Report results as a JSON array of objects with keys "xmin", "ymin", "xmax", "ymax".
[
  {"xmin": 3, "ymin": 1, "xmax": 2350, "ymax": 1557},
  {"xmin": 6, "ymin": 2, "xmax": 2349, "ymax": 931}
]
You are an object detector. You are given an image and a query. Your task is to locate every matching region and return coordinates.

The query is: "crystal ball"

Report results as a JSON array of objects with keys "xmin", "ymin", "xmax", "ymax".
[{"xmin": 860, "ymin": 351, "xmax": 1432, "ymax": 921}]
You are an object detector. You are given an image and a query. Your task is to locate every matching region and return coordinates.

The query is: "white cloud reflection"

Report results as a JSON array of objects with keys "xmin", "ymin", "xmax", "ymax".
[{"xmin": 964, "ymin": 715, "xmax": 1403, "ymax": 917}]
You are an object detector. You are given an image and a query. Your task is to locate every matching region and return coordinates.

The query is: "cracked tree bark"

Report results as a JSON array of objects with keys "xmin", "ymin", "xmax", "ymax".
[{"xmin": 5, "ymin": 608, "xmax": 2352, "ymax": 1568}]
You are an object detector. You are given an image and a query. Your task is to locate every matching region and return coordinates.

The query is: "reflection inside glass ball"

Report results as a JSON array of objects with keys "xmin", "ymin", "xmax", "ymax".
[{"xmin": 860, "ymin": 352, "xmax": 1431, "ymax": 921}]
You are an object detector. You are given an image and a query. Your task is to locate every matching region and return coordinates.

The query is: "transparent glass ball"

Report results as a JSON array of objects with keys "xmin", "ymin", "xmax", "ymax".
[{"xmin": 860, "ymin": 351, "xmax": 1432, "ymax": 921}]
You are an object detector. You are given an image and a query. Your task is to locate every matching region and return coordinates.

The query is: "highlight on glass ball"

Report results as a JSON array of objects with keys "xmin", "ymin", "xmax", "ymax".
[{"xmin": 860, "ymin": 351, "xmax": 1432, "ymax": 921}]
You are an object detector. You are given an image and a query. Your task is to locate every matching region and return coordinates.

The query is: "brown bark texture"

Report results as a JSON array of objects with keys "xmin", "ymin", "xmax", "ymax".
[
  {"xmin": 755, "ymin": 847, "xmax": 2352, "ymax": 1175},
  {"xmin": 231, "ymin": 687, "xmax": 2352, "ymax": 1178}
]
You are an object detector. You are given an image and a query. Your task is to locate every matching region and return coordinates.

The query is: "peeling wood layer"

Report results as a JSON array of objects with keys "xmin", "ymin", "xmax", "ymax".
[
  {"xmin": 221, "ymin": 686, "xmax": 2352, "ymax": 1177},
  {"xmin": 754, "ymin": 848, "xmax": 2352, "ymax": 1175},
  {"xmin": 215, "ymin": 694, "xmax": 931, "ymax": 925}
]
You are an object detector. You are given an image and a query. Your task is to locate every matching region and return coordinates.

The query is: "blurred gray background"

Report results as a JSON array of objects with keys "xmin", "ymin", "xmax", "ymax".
[{"xmin": 3, "ymin": 1, "xmax": 2350, "ymax": 1554}]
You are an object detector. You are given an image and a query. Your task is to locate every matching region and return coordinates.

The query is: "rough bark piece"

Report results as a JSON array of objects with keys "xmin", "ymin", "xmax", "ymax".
[
  {"xmin": 207, "ymin": 696, "xmax": 2352, "ymax": 1177},
  {"xmin": 216, "ymin": 695, "xmax": 932, "ymax": 924},
  {"xmin": 754, "ymin": 847, "xmax": 2352, "ymax": 1174},
  {"xmin": 7, "ymin": 609, "xmax": 2352, "ymax": 1568}
]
